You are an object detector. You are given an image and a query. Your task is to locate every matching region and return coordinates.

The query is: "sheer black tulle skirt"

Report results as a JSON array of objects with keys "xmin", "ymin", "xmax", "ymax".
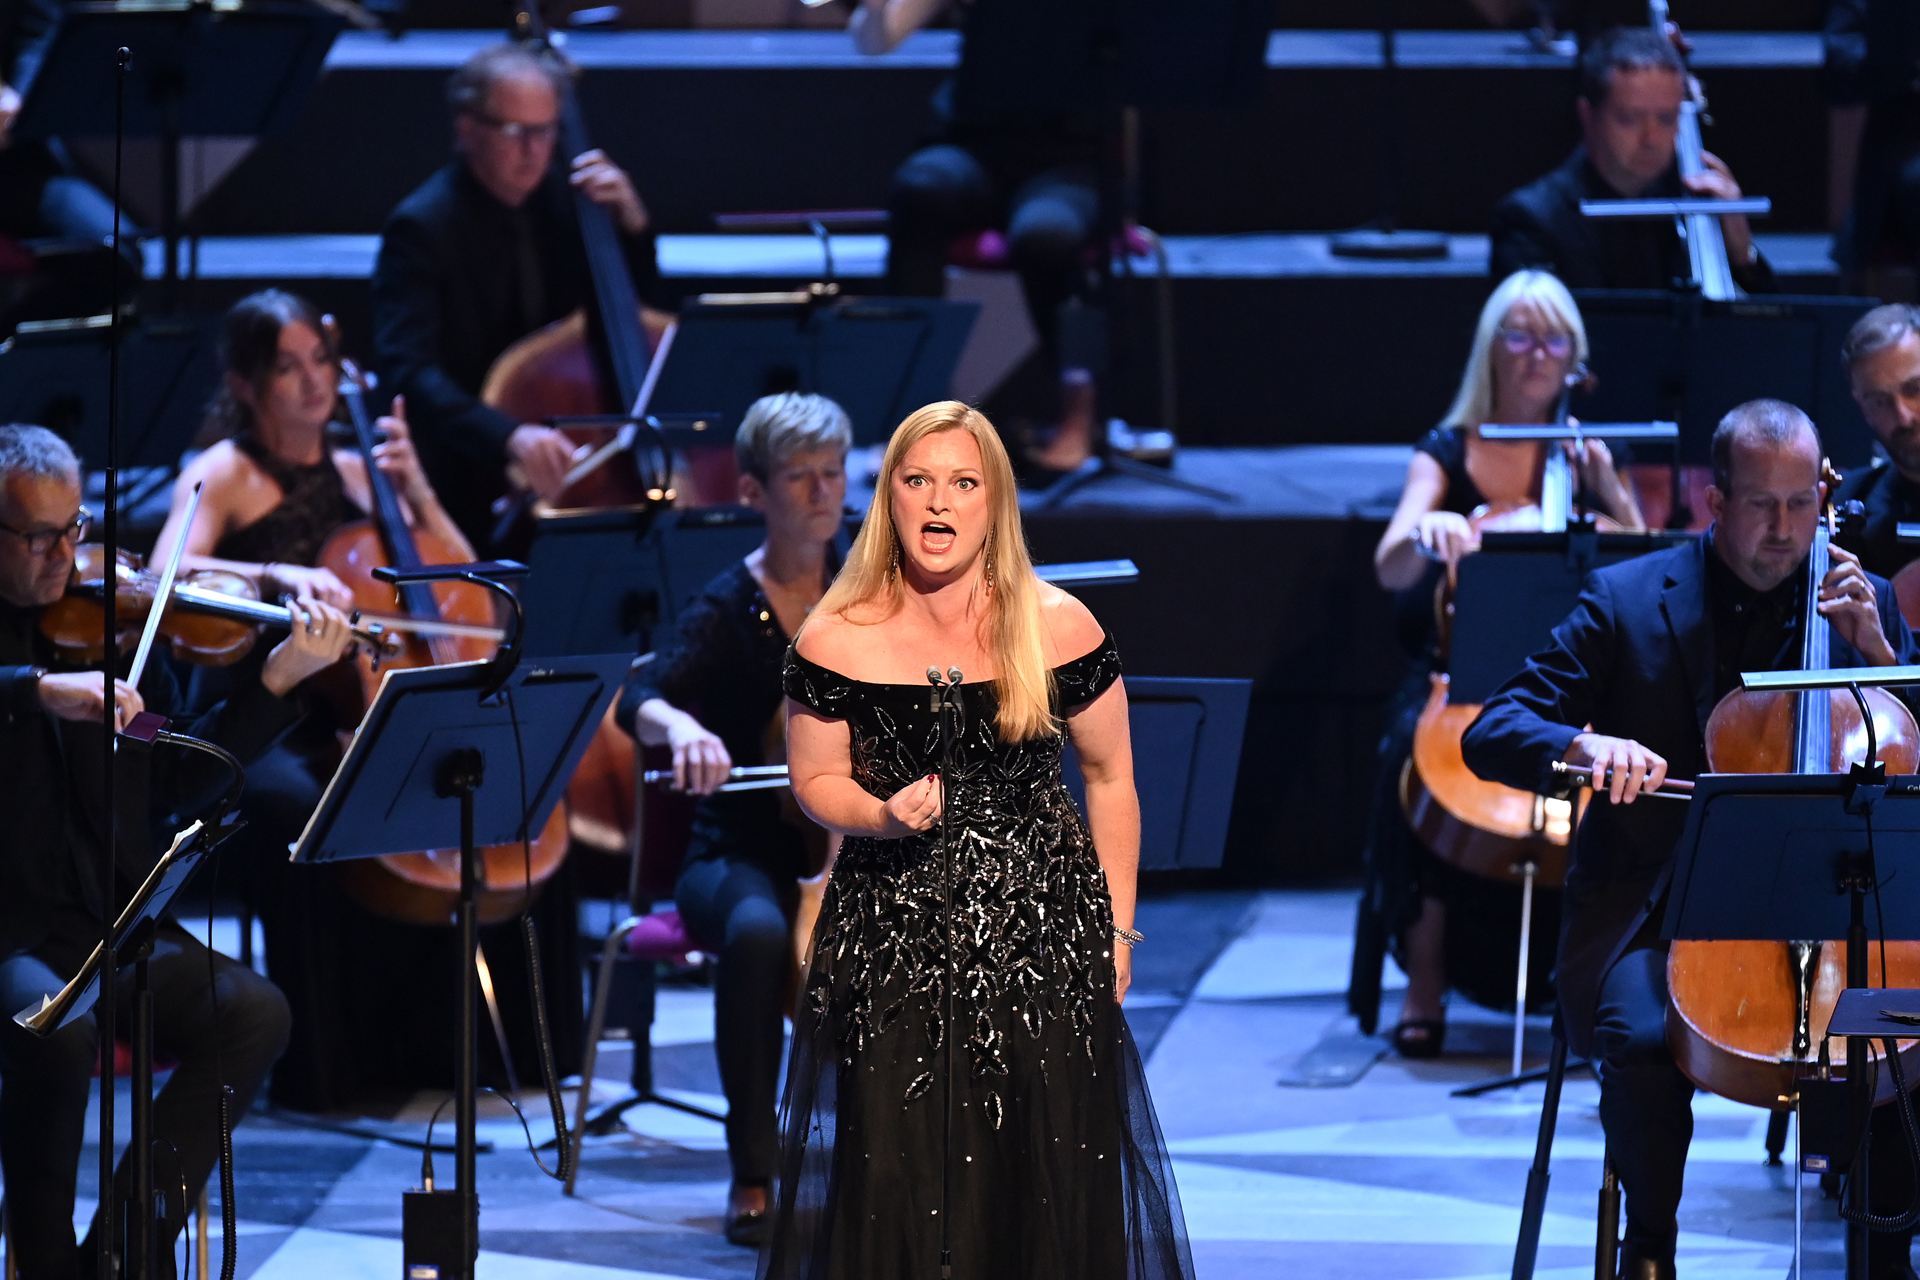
[{"xmin": 758, "ymin": 858, "xmax": 1194, "ymax": 1280}]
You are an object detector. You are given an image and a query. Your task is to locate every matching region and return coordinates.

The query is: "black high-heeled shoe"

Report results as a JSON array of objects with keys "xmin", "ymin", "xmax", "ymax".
[
  {"xmin": 725, "ymin": 1182, "xmax": 771, "ymax": 1248},
  {"xmin": 1392, "ymin": 1018, "xmax": 1447, "ymax": 1060}
]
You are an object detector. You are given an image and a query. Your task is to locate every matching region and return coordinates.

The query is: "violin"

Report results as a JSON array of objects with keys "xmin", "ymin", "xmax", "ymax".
[
  {"xmin": 317, "ymin": 349, "xmax": 571, "ymax": 927},
  {"xmin": 1668, "ymin": 463, "xmax": 1920, "ymax": 1111},
  {"xmin": 40, "ymin": 543, "xmax": 398, "ymax": 669}
]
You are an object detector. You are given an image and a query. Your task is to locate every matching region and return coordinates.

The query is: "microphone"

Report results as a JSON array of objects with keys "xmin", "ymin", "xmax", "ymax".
[
  {"xmin": 926, "ymin": 666, "xmax": 945, "ymax": 687},
  {"xmin": 947, "ymin": 667, "xmax": 963, "ymax": 685}
]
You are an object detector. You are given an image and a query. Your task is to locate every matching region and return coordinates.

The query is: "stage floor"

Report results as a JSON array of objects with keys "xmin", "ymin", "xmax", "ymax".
[{"xmin": 35, "ymin": 891, "xmax": 1829, "ymax": 1278}]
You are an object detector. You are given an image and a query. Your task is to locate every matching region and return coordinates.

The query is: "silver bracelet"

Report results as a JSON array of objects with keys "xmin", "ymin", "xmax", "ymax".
[{"xmin": 1113, "ymin": 925, "xmax": 1145, "ymax": 948}]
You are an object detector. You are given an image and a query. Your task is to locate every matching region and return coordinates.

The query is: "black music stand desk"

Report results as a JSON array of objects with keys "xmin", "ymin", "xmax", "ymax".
[
  {"xmin": 1061, "ymin": 676, "xmax": 1250, "ymax": 871},
  {"xmin": 291, "ymin": 655, "xmax": 626, "ymax": 1280},
  {"xmin": 1663, "ymin": 772, "xmax": 1920, "ymax": 1280}
]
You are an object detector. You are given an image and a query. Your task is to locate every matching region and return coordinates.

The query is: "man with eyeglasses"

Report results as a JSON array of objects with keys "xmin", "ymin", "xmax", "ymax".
[
  {"xmin": 0, "ymin": 423, "xmax": 354, "ymax": 1278},
  {"xmin": 1490, "ymin": 26, "xmax": 1774, "ymax": 293},
  {"xmin": 370, "ymin": 41, "xmax": 665, "ymax": 550}
]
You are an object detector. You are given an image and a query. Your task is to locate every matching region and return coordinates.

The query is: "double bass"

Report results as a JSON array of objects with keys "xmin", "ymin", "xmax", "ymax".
[
  {"xmin": 1668, "ymin": 469, "xmax": 1920, "ymax": 1111},
  {"xmin": 320, "ymin": 360, "xmax": 572, "ymax": 926}
]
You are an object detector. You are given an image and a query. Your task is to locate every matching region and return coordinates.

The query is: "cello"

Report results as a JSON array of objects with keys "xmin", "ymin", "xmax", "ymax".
[
  {"xmin": 319, "ymin": 357, "xmax": 572, "ymax": 926},
  {"xmin": 1667, "ymin": 467, "xmax": 1920, "ymax": 1111}
]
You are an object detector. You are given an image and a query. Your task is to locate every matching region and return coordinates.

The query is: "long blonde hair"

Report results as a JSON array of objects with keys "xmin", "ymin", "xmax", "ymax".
[
  {"xmin": 806, "ymin": 401, "xmax": 1056, "ymax": 741},
  {"xmin": 1439, "ymin": 270, "xmax": 1589, "ymax": 432}
]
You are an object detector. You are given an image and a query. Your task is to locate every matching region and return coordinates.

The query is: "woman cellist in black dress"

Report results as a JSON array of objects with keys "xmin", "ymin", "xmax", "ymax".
[{"xmin": 1353, "ymin": 270, "xmax": 1646, "ymax": 1057}]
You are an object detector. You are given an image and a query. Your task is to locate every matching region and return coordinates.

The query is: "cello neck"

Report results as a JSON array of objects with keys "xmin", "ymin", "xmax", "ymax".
[
  {"xmin": 1795, "ymin": 514, "xmax": 1834, "ymax": 773},
  {"xmin": 512, "ymin": 3, "xmax": 652, "ymax": 413},
  {"xmin": 1648, "ymin": 1, "xmax": 1739, "ymax": 300},
  {"xmin": 340, "ymin": 375, "xmax": 442, "ymax": 621}
]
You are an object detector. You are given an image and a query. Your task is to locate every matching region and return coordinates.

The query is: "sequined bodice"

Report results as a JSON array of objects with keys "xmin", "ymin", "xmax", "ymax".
[{"xmin": 782, "ymin": 636, "xmax": 1123, "ymax": 1077}]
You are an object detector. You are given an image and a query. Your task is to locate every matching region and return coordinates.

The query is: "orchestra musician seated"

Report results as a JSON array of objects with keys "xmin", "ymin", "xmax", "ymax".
[
  {"xmin": 1462, "ymin": 401, "xmax": 1920, "ymax": 1280},
  {"xmin": 0, "ymin": 423, "xmax": 352, "ymax": 1278},
  {"xmin": 1355, "ymin": 269, "xmax": 1643, "ymax": 1060},
  {"xmin": 147, "ymin": 289, "xmax": 579, "ymax": 1113},
  {"xmin": 1490, "ymin": 27, "xmax": 1773, "ymax": 293},
  {"xmin": 615, "ymin": 392, "xmax": 848, "ymax": 1247},
  {"xmin": 1837, "ymin": 304, "xmax": 1920, "ymax": 581},
  {"xmin": 369, "ymin": 41, "xmax": 666, "ymax": 550}
]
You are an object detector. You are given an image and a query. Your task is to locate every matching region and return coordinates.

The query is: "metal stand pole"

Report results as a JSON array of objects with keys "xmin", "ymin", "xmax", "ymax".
[
  {"xmin": 131, "ymin": 953, "xmax": 154, "ymax": 1280},
  {"xmin": 436, "ymin": 749, "xmax": 485, "ymax": 1280},
  {"xmin": 1794, "ymin": 1096, "xmax": 1803, "ymax": 1280},
  {"xmin": 1511, "ymin": 1026, "xmax": 1568, "ymax": 1280},
  {"xmin": 1512, "ymin": 860, "xmax": 1537, "ymax": 1080},
  {"xmin": 1846, "ymin": 872, "xmax": 1871, "ymax": 1280},
  {"xmin": 1596, "ymin": 1151, "xmax": 1621, "ymax": 1280}
]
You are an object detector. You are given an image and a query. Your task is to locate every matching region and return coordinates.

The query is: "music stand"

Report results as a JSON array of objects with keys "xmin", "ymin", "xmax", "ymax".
[
  {"xmin": 13, "ymin": 0, "xmax": 342, "ymax": 307},
  {"xmin": 1060, "ymin": 677, "xmax": 1250, "ymax": 871},
  {"xmin": 290, "ymin": 653, "xmax": 627, "ymax": 1280},
  {"xmin": 647, "ymin": 296, "xmax": 977, "ymax": 448},
  {"xmin": 0, "ymin": 312, "xmax": 218, "ymax": 471},
  {"xmin": 1571, "ymin": 291, "xmax": 1881, "ymax": 474}
]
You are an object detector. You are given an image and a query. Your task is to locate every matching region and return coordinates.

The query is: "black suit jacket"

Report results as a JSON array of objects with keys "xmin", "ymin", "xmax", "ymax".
[
  {"xmin": 1460, "ymin": 535, "xmax": 1918, "ymax": 1056},
  {"xmin": 369, "ymin": 161, "xmax": 664, "ymax": 547},
  {"xmin": 1489, "ymin": 145, "xmax": 1775, "ymax": 293},
  {"xmin": 0, "ymin": 602, "xmax": 304, "ymax": 962}
]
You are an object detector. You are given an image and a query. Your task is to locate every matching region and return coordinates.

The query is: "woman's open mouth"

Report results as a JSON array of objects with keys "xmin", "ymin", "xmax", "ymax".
[{"xmin": 919, "ymin": 522, "xmax": 956, "ymax": 555}]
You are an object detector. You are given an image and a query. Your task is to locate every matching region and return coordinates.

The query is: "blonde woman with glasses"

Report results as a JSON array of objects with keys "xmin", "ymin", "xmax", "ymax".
[
  {"xmin": 1355, "ymin": 270, "xmax": 1645, "ymax": 1060},
  {"xmin": 763, "ymin": 402, "xmax": 1191, "ymax": 1280}
]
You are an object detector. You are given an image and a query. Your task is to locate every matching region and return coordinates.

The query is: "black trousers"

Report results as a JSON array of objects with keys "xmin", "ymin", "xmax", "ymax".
[
  {"xmin": 0, "ymin": 141, "xmax": 140, "ymax": 327},
  {"xmin": 885, "ymin": 142, "xmax": 1098, "ymax": 360},
  {"xmin": 676, "ymin": 853, "xmax": 797, "ymax": 1185},
  {"xmin": 0, "ymin": 923, "xmax": 290, "ymax": 1280},
  {"xmin": 1595, "ymin": 943, "xmax": 1916, "ymax": 1266}
]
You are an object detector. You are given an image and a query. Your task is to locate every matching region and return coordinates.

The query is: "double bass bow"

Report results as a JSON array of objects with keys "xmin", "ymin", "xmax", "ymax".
[
  {"xmin": 319, "ymin": 354, "xmax": 572, "ymax": 926},
  {"xmin": 1668, "ymin": 465, "xmax": 1920, "ymax": 1111}
]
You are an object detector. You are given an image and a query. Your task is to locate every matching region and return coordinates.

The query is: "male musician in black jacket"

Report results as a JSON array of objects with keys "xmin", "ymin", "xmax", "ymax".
[
  {"xmin": 370, "ymin": 42, "xmax": 663, "ymax": 549},
  {"xmin": 1838, "ymin": 303, "xmax": 1920, "ymax": 580},
  {"xmin": 1462, "ymin": 400, "xmax": 1919, "ymax": 1280},
  {"xmin": 1489, "ymin": 27, "xmax": 1773, "ymax": 293},
  {"xmin": 0, "ymin": 424, "xmax": 351, "ymax": 1279}
]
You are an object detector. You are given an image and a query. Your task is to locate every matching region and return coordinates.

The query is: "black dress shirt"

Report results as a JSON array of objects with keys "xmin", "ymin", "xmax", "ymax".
[
  {"xmin": 1489, "ymin": 145, "xmax": 1775, "ymax": 293},
  {"xmin": 369, "ymin": 161, "xmax": 665, "ymax": 547},
  {"xmin": 1703, "ymin": 532, "xmax": 1805, "ymax": 702},
  {"xmin": 1837, "ymin": 460, "xmax": 1920, "ymax": 581},
  {"xmin": 0, "ymin": 599, "xmax": 304, "ymax": 961}
]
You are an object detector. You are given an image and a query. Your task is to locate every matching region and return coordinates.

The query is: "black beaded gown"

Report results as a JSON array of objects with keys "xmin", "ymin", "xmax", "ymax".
[{"xmin": 764, "ymin": 634, "xmax": 1193, "ymax": 1280}]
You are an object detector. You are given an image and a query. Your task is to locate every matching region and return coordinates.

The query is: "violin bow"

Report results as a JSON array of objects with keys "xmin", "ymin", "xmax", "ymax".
[{"xmin": 124, "ymin": 481, "xmax": 202, "ymax": 695}]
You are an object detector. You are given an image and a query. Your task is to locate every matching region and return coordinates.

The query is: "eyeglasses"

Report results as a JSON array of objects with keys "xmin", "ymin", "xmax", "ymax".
[
  {"xmin": 0, "ymin": 510, "xmax": 90, "ymax": 556},
  {"xmin": 472, "ymin": 113, "xmax": 560, "ymax": 146},
  {"xmin": 1496, "ymin": 328, "xmax": 1574, "ymax": 359}
]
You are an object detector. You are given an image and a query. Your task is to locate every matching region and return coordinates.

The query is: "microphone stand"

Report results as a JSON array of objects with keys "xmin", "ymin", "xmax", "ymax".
[
  {"xmin": 925, "ymin": 665, "xmax": 962, "ymax": 1280},
  {"xmin": 1329, "ymin": 0, "xmax": 1448, "ymax": 261}
]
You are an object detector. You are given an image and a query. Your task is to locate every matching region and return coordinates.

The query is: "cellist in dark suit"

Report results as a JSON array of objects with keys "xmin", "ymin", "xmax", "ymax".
[{"xmin": 1462, "ymin": 400, "xmax": 1920, "ymax": 1280}]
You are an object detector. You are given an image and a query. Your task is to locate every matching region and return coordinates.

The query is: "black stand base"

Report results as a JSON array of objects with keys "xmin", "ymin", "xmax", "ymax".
[
  {"xmin": 1451, "ymin": 1058, "xmax": 1592, "ymax": 1099},
  {"xmin": 1030, "ymin": 453, "xmax": 1235, "ymax": 510}
]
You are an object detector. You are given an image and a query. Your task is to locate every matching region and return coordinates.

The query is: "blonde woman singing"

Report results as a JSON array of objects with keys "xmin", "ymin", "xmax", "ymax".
[{"xmin": 765, "ymin": 402, "xmax": 1192, "ymax": 1280}]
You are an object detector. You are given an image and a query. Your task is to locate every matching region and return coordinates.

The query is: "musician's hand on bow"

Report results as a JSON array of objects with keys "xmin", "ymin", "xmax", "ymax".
[
  {"xmin": 667, "ymin": 718, "xmax": 732, "ymax": 795},
  {"xmin": 1687, "ymin": 150, "xmax": 1757, "ymax": 268},
  {"xmin": 1565, "ymin": 733, "xmax": 1668, "ymax": 805},
  {"xmin": 1414, "ymin": 510, "xmax": 1478, "ymax": 567},
  {"xmin": 570, "ymin": 149, "xmax": 649, "ymax": 235},
  {"xmin": 262, "ymin": 599, "xmax": 354, "ymax": 696},
  {"xmin": 38, "ymin": 673, "xmax": 143, "ymax": 730},
  {"xmin": 507, "ymin": 424, "xmax": 579, "ymax": 502},
  {"xmin": 1819, "ymin": 544, "xmax": 1897, "ymax": 666},
  {"xmin": 878, "ymin": 774, "xmax": 942, "ymax": 838},
  {"xmin": 261, "ymin": 562, "xmax": 353, "ymax": 612}
]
